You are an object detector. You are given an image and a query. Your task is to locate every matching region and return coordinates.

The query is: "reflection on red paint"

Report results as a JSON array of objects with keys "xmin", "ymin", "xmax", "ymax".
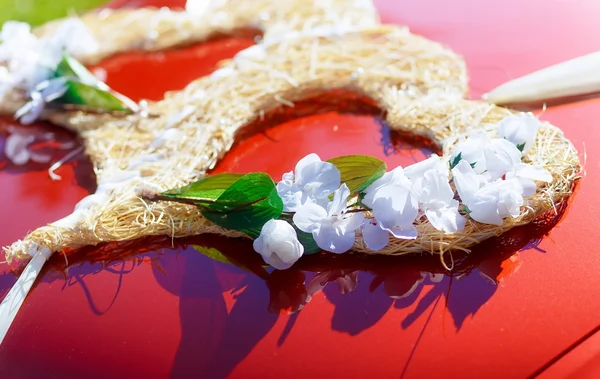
[{"xmin": 91, "ymin": 31, "xmax": 257, "ymax": 101}]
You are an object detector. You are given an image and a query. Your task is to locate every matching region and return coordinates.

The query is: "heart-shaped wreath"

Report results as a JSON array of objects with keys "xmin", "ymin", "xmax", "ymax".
[{"xmin": 0, "ymin": 0, "xmax": 580, "ymax": 343}]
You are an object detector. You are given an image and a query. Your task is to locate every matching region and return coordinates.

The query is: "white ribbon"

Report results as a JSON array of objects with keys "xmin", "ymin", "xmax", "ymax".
[{"xmin": 0, "ymin": 245, "xmax": 51, "ymax": 344}]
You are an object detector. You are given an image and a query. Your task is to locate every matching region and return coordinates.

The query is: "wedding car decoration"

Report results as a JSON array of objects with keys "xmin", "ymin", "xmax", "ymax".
[
  {"xmin": 152, "ymin": 113, "xmax": 553, "ymax": 269},
  {"xmin": 0, "ymin": 0, "xmax": 580, "ymax": 346}
]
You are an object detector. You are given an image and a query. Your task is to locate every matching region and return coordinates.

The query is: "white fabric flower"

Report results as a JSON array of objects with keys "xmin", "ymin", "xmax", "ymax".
[
  {"xmin": 276, "ymin": 153, "xmax": 341, "ymax": 212},
  {"xmin": 404, "ymin": 154, "xmax": 448, "ymax": 180},
  {"xmin": 369, "ymin": 181, "xmax": 419, "ymax": 239},
  {"xmin": 452, "ymin": 160, "xmax": 524, "ymax": 225},
  {"xmin": 0, "ymin": 20, "xmax": 97, "ymax": 97},
  {"xmin": 362, "ymin": 166, "xmax": 419, "ymax": 241},
  {"xmin": 450, "ymin": 133, "xmax": 490, "ymax": 174},
  {"xmin": 293, "ymin": 184, "xmax": 363, "ymax": 254},
  {"xmin": 498, "ymin": 113, "xmax": 540, "ymax": 154},
  {"xmin": 412, "ymin": 169, "xmax": 466, "ymax": 233},
  {"xmin": 362, "ymin": 167, "xmax": 411, "ymax": 207},
  {"xmin": 484, "ymin": 138, "xmax": 522, "ymax": 180},
  {"xmin": 50, "ymin": 19, "xmax": 99, "ymax": 58},
  {"xmin": 253, "ymin": 219, "xmax": 304, "ymax": 270},
  {"xmin": 362, "ymin": 219, "xmax": 389, "ymax": 251},
  {"xmin": 506, "ymin": 163, "xmax": 552, "ymax": 196},
  {"xmin": 15, "ymin": 78, "xmax": 68, "ymax": 124}
]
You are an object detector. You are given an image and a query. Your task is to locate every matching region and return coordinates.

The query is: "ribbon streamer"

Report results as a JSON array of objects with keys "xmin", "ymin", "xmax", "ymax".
[{"xmin": 0, "ymin": 247, "xmax": 51, "ymax": 343}]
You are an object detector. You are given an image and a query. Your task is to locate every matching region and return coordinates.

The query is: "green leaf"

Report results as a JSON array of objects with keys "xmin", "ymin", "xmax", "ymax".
[
  {"xmin": 327, "ymin": 155, "xmax": 386, "ymax": 194},
  {"xmin": 450, "ymin": 152, "xmax": 462, "ymax": 169},
  {"xmin": 516, "ymin": 142, "xmax": 526, "ymax": 152},
  {"xmin": 60, "ymin": 80, "xmax": 131, "ymax": 112},
  {"xmin": 160, "ymin": 173, "xmax": 244, "ymax": 203},
  {"xmin": 53, "ymin": 54, "xmax": 134, "ymax": 113},
  {"xmin": 293, "ymin": 226, "xmax": 322, "ymax": 255},
  {"xmin": 470, "ymin": 161, "xmax": 477, "ymax": 168},
  {"xmin": 202, "ymin": 172, "xmax": 283, "ymax": 237},
  {"xmin": 55, "ymin": 54, "xmax": 100, "ymax": 85}
]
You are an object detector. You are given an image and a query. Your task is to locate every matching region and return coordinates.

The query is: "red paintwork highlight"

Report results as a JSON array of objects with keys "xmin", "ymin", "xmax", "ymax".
[
  {"xmin": 90, "ymin": 33, "xmax": 257, "ymax": 102},
  {"xmin": 1, "ymin": 0, "xmax": 600, "ymax": 378}
]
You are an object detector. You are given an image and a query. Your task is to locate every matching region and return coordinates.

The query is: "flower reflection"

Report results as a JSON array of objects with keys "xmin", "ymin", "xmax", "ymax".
[
  {"xmin": 307, "ymin": 269, "xmax": 359, "ymax": 299},
  {"xmin": 266, "ymin": 269, "xmax": 308, "ymax": 313}
]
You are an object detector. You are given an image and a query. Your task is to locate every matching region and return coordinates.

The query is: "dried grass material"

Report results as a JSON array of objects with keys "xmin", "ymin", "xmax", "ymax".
[
  {"xmin": 0, "ymin": 0, "xmax": 380, "ymax": 116},
  {"xmin": 3, "ymin": 26, "xmax": 471, "ymax": 262}
]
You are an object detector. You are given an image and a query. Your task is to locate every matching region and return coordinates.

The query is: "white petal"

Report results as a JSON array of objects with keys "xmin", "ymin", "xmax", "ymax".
[
  {"xmin": 294, "ymin": 153, "xmax": 322, "ymax": 181},
  {"xmin": 327, "ymin": 183, "xmax": 350, "ymax": 216},
  {"xmin": 518, "ymin": 178, "xmax": 537, "ymax": 197},
  {"xmin": 451, "ymin": 133, "xmax": 489, "ymax": 173},
  {"xmin": 412, "ymin": 169, "xmax": 454, "ymax": 207},
  {"xmin": 514, "ymin": 163, "xmax": 552, "ymax": 182},
  {"xmin": 293, "ymin": 202, "xmax": 327, "ymax": 233},
  {"xmin": 484, "ymin": 139, "xmax": 522, "ymax": 180},
  {"xmin": 362, "ymin": 221, "xmax": 389, "ymax": 251},
  {"xmin": 363, "ymin": 167, "xmax": 410, "ymax": 207},
  {"xmin": 452, "ymin": 160, "xmax": 480, "ymax": 204},
  {"xmin": 469, "ymin": 198, "xmax": 503, "ymax": 225},
  {"xmin": 253, "ymin": 220, "xmax": 304, "ymax": 270},
  {"xmin": 342, "ymin": 212, "xmax": 365, "ymax": 231},
  {"xmin": 497, "ymin": 180, "xmax": 524, "ymax": 218},
  {"xmin": 313, "ymin": 224, "xmax": 356, "ymax": 254},
  {"xmin": 276, "ymin": 180, "xmax": 302, "ymax": 212},
  {"xmin": 497, "ymin": 113, "xmax": 540, "ymax": 154},
  {"xmin": 282, "ymin": 171, "xmax": 294, "ymax": 182},
  {"xmin": 425, "ymin": 205, "xmax": 466, "ymax": 233},
  {"xmin": 384, "ymin": 224, "xmax": 418, "ymax": 240},
  {"xmin": 404, "ymin": 154, "xmax": 448, "ymax": 180},
  {"xmin": 38, "ymin": 78, "xmax": 68, "ymax": 102},
  {"xmin": 297, "ymin": 161, "xmax": 341, "ymax": 200},
  {"xmin": 371, "ymin": 184, "xmax": 418, "ymax": 231}
]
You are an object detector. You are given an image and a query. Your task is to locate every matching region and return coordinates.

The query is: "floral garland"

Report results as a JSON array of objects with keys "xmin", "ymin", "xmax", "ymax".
[
  {"xmin": 152, "ymin": 112, "xmax": 552, "ymax": 270},
  {"xmin": 0, "ymin": 21, "xmax": 137, "ymax": 124}
]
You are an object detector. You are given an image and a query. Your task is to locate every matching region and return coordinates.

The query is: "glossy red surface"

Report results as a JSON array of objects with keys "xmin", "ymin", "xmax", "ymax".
[{"xmin": 1, "ymin": 0, "xmax": 600, "ymax": 378}]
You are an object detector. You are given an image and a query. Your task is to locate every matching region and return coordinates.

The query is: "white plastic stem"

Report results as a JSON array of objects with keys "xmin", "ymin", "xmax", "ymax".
[
  {"xmin": 0, "ymin": 249, "xmax": 50, "ymax": 344},
  {"xmin": 483, "ymin": 51, "xmax": 600, "ymax": 105}
]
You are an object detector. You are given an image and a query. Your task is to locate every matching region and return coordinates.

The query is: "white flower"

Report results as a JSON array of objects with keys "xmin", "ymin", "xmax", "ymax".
[
  {"xmin": 498, "ymin": 113, "xmax": 540, "ymax": 154},
  {"xmin": 369, "ymin": 182, "xmax": 419, "ymax": 239},
  {"xmin": 362, "ymin": 166, "xmax": 411, "ymax": 207},
  {"xmin": 450, "ymin": 133, "xmax": 490, "ymax": 174},
  {"xmin": 362, "ymin": 219, "xmax": 389, "ymax": 251},
  {"xmin": 412, "ymin": 170, "xmax": 466, "ymax": 233},
  {"xmin": 293, "ymin": 184, "xmax": 363, "ymax": 254},
  {"xmin": 484, "ymin": 138, "xmax": 522, "ymax": 180},
  {"xmin": 452, "ymin": 160, "xmax": 524, "ymax": 225},
  {"xmin": 50, "ymin": 19, "xmax": 99, "ymax": 58},
  {"xmin": 506, "ymin": 163, "xmax": 552, "ymax": 196},
  {"xmin": 0, "ymin": 20, "xmax": 97, "ymax": 98},
  {"xmin": 361, "ymin": 166, "xmax": 419, "ymax": 241},
  {"xmin": 15, "ymin": 78, "xmax": 68, "ymax": 124},
  {"xmin": 404, "ymin": 154, "xmax": 448, "ymax": 180},
  {"xmin": 253, "ymin": 219, "xmax": 304, "ymax": 270},
  {"xmin": 276, "ymin": 153, "xmax": 341, "ymax": 212}
]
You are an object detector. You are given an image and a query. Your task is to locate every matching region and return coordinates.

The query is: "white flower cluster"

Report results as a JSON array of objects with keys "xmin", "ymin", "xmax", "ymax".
[
  {"xmin": 450, "ymin": 113, "xmax": 552, "ymax": 225},
  {"xmin": 0, "ymin": 20, "xmax": 98, "ymax": 122},
  {"xmin": 253, "ymin": 113, "xmax": 553, "ymax": 270}
]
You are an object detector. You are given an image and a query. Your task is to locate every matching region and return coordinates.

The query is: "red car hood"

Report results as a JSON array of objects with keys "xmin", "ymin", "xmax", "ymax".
[{"xmin": 1, "ymin": 0, "xmax": 600, "ymax": 377}]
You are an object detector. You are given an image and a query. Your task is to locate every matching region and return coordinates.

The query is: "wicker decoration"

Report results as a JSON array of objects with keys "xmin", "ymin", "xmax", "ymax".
[{"xmin": 2, "ymin": 2, "xmax": 579, "ymax": 264}]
